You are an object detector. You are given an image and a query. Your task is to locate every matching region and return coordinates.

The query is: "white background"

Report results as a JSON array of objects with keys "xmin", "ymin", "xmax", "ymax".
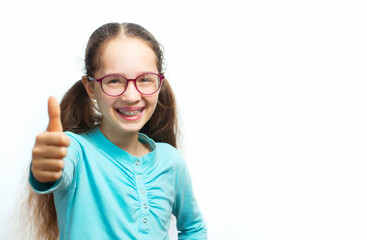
[{"xmin": 1, "ymin": 0, "xmax": 367, "ymax": 239}]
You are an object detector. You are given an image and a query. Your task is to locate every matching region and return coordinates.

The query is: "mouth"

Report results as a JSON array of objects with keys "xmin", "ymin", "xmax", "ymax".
[{"xmin": 115, "ymin": 107, "xmax": 145, "ymax": 117}]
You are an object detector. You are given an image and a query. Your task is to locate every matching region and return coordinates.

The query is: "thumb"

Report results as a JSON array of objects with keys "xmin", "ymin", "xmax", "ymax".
[{"xmin": 47, "ymin": 96, "xmax": 63, "ymax": 132}]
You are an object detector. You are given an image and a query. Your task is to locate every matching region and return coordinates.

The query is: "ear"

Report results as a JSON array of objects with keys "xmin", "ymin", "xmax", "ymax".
[{"xmin": 82, "ymin": 75, "xmax": 96, "ymax": 99}]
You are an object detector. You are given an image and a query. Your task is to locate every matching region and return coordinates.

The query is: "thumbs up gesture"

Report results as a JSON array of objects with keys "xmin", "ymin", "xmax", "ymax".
[{"xmin": 31, "ymin": 97, "xmax": 70, "ymax": 183}]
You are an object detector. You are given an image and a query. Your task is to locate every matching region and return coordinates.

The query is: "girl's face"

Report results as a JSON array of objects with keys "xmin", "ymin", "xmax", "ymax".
[{"xmin": 83, "ymin": 37, "xmax": 160, "ymax": 138}]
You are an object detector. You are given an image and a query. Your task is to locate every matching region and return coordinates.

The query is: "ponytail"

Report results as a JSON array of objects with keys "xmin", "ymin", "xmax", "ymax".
[
  {"xmin": 140, "ymin": 79, "xmax": 178, "ymax": 148},
  {"xmin": 60, "ymin": 80, "xmax": 101, "ymax": 133},
  {"xmin": 25, "ymin": 189, "xmax": 59, "ymax": 240}
]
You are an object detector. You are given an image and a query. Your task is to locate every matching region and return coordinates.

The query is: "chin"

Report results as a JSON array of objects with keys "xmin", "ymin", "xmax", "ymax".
[{"xmin": 117, "ymin": 122, "xmax": 147, "ymax": 134}]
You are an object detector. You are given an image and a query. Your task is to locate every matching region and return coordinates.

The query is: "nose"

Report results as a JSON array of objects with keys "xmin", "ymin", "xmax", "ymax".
[{"xmin": 120, "ymin": 80, "xmax": 141, "ymax": 102}]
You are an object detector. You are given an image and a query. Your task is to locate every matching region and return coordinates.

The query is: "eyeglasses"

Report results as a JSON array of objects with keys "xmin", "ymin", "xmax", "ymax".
[{"xmin": 87, "ymin": 73, "xmax": 164, "ymax": 97}]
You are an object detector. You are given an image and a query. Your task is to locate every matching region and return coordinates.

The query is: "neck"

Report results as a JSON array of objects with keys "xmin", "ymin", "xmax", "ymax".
[{"xmin": 99, "ymin": 123, "xmax": 148, "ymax": 157}]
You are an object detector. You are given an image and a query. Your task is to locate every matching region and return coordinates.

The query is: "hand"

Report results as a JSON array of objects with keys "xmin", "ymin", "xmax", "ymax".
[{"xmin": 31, "ymin": 96, "xmax": 70, "ymax": 183}]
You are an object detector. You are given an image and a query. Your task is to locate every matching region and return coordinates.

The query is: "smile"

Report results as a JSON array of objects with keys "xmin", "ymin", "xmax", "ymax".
[
  {"xmin": 116, "ymin": 108, "xmax": 143, "ymax": 116},
  {"xmin": 115, "ymin": 107, "xmax": 145, "ymax": 121}
]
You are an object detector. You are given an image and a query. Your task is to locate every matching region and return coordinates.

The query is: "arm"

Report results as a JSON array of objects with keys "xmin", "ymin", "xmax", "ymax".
[{"xmin": 172, "ymin": 159, "xmax": 207, "ymax": 239}]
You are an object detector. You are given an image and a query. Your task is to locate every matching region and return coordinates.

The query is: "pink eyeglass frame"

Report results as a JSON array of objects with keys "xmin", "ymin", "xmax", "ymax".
[{"xmin": 87, "ymin": 72, "xmax": 165, "ymax": 97}]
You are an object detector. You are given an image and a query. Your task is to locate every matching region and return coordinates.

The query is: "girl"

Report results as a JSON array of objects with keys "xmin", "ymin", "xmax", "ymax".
[{"xmin": 28, "ymin": 22, "xmax": 207, "ymax": 239}]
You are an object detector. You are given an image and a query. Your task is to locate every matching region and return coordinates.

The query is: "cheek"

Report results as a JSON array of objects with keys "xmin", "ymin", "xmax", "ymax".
[
  {"xmin": 144, "ymin": 94, "xmax": 159, "ymax": 116},
  {"xmin": 148, "ymin": 94, "xmax": 159, "ymax": 108},
  {"xmin": 94, "ymin": 91, "xmax": 114, "ymax": 112}
]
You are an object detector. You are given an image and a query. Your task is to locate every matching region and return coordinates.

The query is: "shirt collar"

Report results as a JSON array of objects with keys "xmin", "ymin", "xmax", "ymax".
[{"xmin": 88, "ymin": 127, "xmax": 157, "ymax": 166}]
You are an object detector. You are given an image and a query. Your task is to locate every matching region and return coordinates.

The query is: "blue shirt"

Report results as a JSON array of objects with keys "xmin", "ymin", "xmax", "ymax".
[{"xmin": 29, "ymin": 127, "xmax": 207, "ymax": 240}]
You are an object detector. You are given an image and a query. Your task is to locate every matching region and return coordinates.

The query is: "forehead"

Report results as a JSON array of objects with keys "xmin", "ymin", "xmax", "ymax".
[{"xmin": 97, "ymin": 37, "xmax": 158, "ymax": 77}]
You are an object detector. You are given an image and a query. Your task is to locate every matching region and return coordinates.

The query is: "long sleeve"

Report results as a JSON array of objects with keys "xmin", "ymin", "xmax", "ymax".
[
  {"xmin": 29, "ymin": 132, "xmax": 81, "ymax": 194},
  {"xmin": 172, "ymin": 159, "xmax": 207, "ymax": 239}
]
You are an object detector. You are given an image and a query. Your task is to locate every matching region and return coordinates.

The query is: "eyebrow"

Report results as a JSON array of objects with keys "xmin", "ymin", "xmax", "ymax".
[{"xmin": 100, "ymin": 71, "xmax": 158, "ymax": 78}]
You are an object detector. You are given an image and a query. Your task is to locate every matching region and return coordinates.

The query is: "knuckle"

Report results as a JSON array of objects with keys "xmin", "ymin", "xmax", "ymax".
[
  {"xmin": 64, "ymin": 135, "xmax": 71, "ymax": 146},
  {"xmin": 49, "ymin": 173, "xmax": 57, "ymax": 182},
  {"xmin": 58, "ymin": 160, "xmax": 64, "ymax": 169},
  {"xmin": 54, "ymin": 134, "xmax": 65, "ymax": 145},
  {"xmin": 58, "ymin": 134, "xmax": 64, "ymax": 142},
  {"xmin": 32, "ymin": 147, "xmax": 41, "ymax": 157},
  {"xmin": 30, "ymin": 166, "xmax": 37, "ymax": 175},
  {"xmin": 30, "ymin": 161, "xmax": 38, "ymax": 170},
  {"xmin": 32, "ymin": 171, "xmax": 43, "ymax": 182},
  {"xmin": 36, "ymin": 132, "xmax": 55, "ymax": 145},
  {"xmin": 35, "ymin": 134, "xmax": 44, "ymax": 143},
  {"xmin": 31, "ymin": 163, "xmax": 44, "ymax": 176},
  {"xmin": 61, "ymin": 135, "xmax": 70, "ymax": 146},
  {"xmin": 54, "ymin": 171, "xmax": 62, "ymax": 180},
  {"xmin": 60, "ymin": 147, "xmax": 68, "ymax": 157}
]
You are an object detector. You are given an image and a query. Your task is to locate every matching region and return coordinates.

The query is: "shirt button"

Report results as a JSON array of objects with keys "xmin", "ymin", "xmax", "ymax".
[
  {"xmin": 140, "ymin": 189, "xmax": 145, "ymax": 194},
  {"xmin": 134, "ymin": 160, "xmax": 140, "ymax": 166},
  {"xmin": 143, "ymin": 204, "xmax": 148, "ymax": 209},
  {"xmin": 136, "ymin": 175, "xmax": 142, "ymax": 180},
  {"xmin": 143, "ymin": 218, "xmax": 148, "ymax": 223}
]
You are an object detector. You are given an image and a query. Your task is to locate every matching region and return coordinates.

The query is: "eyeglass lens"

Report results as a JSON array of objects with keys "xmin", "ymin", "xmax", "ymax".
[{"xmin": 102, "ymin": 74, "xmax": 160, "ymax": 95}]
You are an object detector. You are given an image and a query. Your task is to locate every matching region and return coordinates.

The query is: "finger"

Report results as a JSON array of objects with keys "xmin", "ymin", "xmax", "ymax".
[
  {"xmin": 35, "ymin": 132, "xmax": 70, "ymax": 147},
  {"xmin": 32, "ymin": 145, "xmax": 68, "ymax": 159},
  {"xmin": 47, "ymin": 96, "xmax": 63, "ymax": 132},
  {"xmin": 32, "ymin": 170, "xmax": 63, "ymax": 183},
  {"xmin": 32, "ymin": 159, "xmax": 64, "ymax": 171}
]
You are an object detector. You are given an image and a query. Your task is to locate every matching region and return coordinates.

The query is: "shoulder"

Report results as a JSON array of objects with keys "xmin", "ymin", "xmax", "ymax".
[
  {"xmin": 156, "ymin": 142, "xmax": 182, "ymax": 157},
  {"xmin": 155, "ymin": 142, "xmax": 186, "ymax": 167},
  {"xmin": 155, "ymin": 142, "xmax": 177, "ymax": 152},
  {"xmin": 64, "ymin": 128, "xmax": 99, "ymax": 153},
  {"xmin": 64, "ymin": 128, "xmax": 98, "ymax": 144}
]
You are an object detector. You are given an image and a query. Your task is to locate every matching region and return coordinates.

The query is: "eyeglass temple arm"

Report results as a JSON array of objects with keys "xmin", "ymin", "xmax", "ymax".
[{"xmin": 87, "ymin": 76, "xmax": 97, "ymax": 81}]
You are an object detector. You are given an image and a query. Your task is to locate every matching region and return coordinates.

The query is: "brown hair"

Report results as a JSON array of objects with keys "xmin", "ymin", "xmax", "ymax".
[{"xmin": 26, "ymin": 22, "xmax": 178, "ymax": 240}]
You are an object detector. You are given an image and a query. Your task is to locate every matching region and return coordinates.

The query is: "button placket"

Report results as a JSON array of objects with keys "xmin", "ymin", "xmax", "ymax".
[{"xmin": 133, "ymin": 157, "xmax": 150, "ymax": 234}]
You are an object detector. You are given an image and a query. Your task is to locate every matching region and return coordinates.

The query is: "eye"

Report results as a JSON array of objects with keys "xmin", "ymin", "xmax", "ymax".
[
  {"xmin": 108, "ymin": 79, "xmax": 120, "ymax": 84},
  {"xmin": 140, "ymin": 78, "xmax": 152, "ymax": 83},
  {"xmin": 103, "ymin": 76, "xmax": 124, "ymax": 85},
  {"xmin": 137, "ymin": 74, "xmax": 158, "ymax": 84}
]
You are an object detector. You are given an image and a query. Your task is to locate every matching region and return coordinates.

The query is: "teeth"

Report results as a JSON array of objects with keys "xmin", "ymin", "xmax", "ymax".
[{"xmin": 117, "ymin": 109, "xmax": 142, "ymax": 116}]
